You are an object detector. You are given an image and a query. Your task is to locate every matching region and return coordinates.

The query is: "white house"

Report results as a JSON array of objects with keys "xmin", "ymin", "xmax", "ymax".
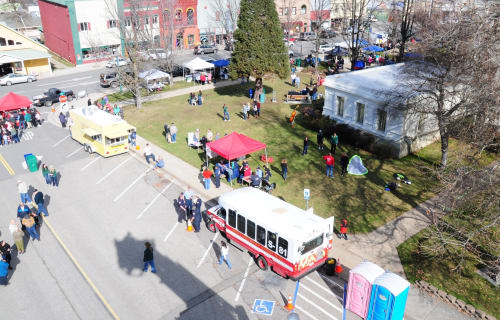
[{"xmin": 322, "ymin": 64, "xmax": 440, "ymax": 157}]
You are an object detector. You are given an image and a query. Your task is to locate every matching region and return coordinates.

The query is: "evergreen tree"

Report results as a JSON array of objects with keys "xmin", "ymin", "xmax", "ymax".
[{"xmin": 230, "ymin": 0, "xmax": 289, "ymax": 80}]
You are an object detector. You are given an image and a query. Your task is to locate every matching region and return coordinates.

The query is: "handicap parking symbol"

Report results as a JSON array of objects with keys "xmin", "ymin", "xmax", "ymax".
[{"xmin": 252, "ymin": 299, "xmax": 275, "ymax": 316}]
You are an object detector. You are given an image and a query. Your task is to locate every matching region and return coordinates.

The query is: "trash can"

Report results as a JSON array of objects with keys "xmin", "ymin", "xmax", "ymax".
[
  {"xmin": 295, "ymin": 58, "xmax": 301, "ymax": 67},
  {"xmin": 24, "ymin": 153, "xmax": 38, "ymax": 172},
  {"xmin": 325, "ymin": 257, "xmax": 337, "ymax": 276}
]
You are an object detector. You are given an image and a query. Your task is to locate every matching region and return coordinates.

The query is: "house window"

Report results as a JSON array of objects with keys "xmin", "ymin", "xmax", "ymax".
[
  {"xmin": 152, "ymin": 15, "xmax": 158, "ymax": 25},
  {"xmin": 418, "ymin": 114, "xmax": 426, "ymax": 131},
  {"xmin": 356, "ymin": 102, "xmax": 365, "ymax": 124},
  {"xmin": 188, "ymin": 34, "xmax": 195, "ymax": 44},
  {"xmin": 292, "ymin": 7, "xmax": 296, "ymax": 15},
  {"xmin": 337, "ymin": 96, "xmax": 344, "ymax": 117},
  {"xmin": 145, "ymin": 16, "xmax": 150, "ymax": 25},
  {"xmin": 0, "ymin": 37, "xmax": 5, "ymax": 46},
  {"xmin": 108, "ymin": 20, "xmax": 117, "ymax": 28},
  {"xmin": 377, "ymin": 110, "xmax": 387, "ymax": 131},
  {"xmin": 215, "ymin": 11, "xmax": 220, "ymax": 21},
  {"xmin": 7, "ymin": 39, "xmax": 14, "ymax": 45},
  {"xmin": 301, "ymin": 5, "xmax": 307, "ymax": 14},
  {"xmin": 284, "ymin": 7, "xmax": 289, "ymax": 15},
  {"xmin": 279, "ymin": 7, "xmax": 283, "ymax": 16},
  {"xmin": 125, "ymin": 18, "xmax": 131, "ymax": 27},
  {"xmin": 79, "ymin": 22, "xmax": 90, "ymax": 31},
  {"xmin": 175, "ymin": 9, "xmax": 182, "ymax": 21},
  {"xmin": 163, "ymin": 9, "xmax": 170, "ymax": 19},
  {"xmin": 187, "ymin": 8, "xmax": 194, "ymax": 24}
]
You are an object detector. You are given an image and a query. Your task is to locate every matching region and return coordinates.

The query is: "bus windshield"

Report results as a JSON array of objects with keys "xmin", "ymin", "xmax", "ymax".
[{"xmin": 300, "ymin": 234, "xmax": 324, "ymax": 254}]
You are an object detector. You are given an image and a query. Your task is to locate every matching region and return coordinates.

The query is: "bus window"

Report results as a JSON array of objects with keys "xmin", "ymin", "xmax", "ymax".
[
  {"xmin": 247, "ymin": 220, "xmax": 256, "ymax": 240},
  {"xmin": 257, "ymin": 225, "xmax": 266, "ymax": 246},
  {"xmin": 301, "ymin": 234, "xmax": 324, "ymax": 254},
  {"xmin": 278, "ymin": 237, "xmax": 288, "ymax": 258},
  {"xmin": 237, "ymin": 214, "xmax": 246, "ymax": 233},
  {"xmin": 217, "ymin": 207, "xmax": 226, "ymax": 220},
  {"xmin": 228, "ymin": 210, "xmax": 236, "ymax": 228},
  {"xmin": 267, "ymin": 231, "xmax": 277, "ymax": 252}
]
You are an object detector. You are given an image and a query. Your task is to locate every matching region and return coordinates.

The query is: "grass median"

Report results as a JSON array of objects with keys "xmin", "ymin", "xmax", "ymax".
[{"xmin": 124, "ymin": 75, "xmax": 482, "ymax": 233}]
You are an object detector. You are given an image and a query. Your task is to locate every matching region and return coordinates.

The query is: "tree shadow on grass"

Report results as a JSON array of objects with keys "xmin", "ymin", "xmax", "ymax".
[
  {"xmin": 114, "ymin": 232, "xmax": 250, "ymax": 320},
  {"xmin": 213, "ymin": 82, "xmax": 274, "ymax": 98}
]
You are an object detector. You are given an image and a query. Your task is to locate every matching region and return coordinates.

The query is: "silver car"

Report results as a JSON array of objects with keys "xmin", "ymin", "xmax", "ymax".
[{"xmin": 0, "ymin": 73, "xmax": 37, "ymax": 86}]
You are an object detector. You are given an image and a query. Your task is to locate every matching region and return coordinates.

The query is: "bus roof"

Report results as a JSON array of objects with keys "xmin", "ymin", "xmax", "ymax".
[
  {"xmin": 71, "ymin": 106, "xmax": 125, "ymax": 127},
  {"xmin": 218, "ymin": 187, "xmax": 327, "ymax": 242}
]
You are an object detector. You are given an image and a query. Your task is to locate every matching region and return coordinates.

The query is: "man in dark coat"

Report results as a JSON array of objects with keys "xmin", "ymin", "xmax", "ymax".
[
  {"xmin": 340, "ymin": 153, "xmax": 349, "ymax": 176},
  {"xmin": 302, "ymin": 136, "xmax": 309, "ymax": 155},
  {"xmin": 317, "ymin": 129, "xmax": 324, "ymax": 150},
  {"xmin": 143, "ymin": 242, "xmax": 156, "ymax": 273},
  {"xmin": 193, "ymin": 196, "xmax": 203, "ymax": 232},
  {"xmin": 0, "ymin": 241, "xmax": 12, "ymax": 270},
  {"xmin": 33, "ymin": 189, "xmax": 48, "ymax": 217}
]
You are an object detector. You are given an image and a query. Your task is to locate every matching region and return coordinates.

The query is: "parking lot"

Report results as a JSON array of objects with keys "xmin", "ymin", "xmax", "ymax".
[{"xmin": 0, "ymin": 120, "xmax": 359, "ymax": 320}]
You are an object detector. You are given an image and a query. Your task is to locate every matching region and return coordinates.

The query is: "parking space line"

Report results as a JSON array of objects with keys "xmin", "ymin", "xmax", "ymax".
[
  {"xmin": 318, "ymin": 273, "xmax": 345, "ymax": 290},
  {"xmin": 297, "ymin": 294, "xmax": 339, "ymax": 320},
  {"xmin": 66, "ymin": 146, "xmax": 84, "ymax": 158},
  {"xmin": 301, "ymin": 284, "xmax": 343, "ymax": 313},
  {"xmin": 0, "ymin": 153, "xmax": 15, "ymax": 175},
  {"xmin": 136, "ymin": 181, "xmax": 174, "ymax": 220},
  {"xmin": 295, "ymin": 305, "xmax": 320, "ymax": 320},
  {"xmin": 304, "ymin": 277, "xmax": 343, "ymax": 300},
  {"xmin": 52, "ymin": 135, "xmax": 71, "ymax": 147},
  {"xmin": 42, "ymin": 217, "xmax": 120, "ymax": 320},
  {"xmin": 196, "ymin": 233, "xmax": 219, "ymax": 268},
  {"xmin": 113, "ymin": 168, "xmax": 150, "ymax": 202},
  {"xmin": 235, "ymin": 257, "xmax": 253, "ymax": 302},
  {"xmin": 96, "ymin": 157, "xmax": 132, "ymax": 185},
  {"xmin": 163, "ymin": 222, "xmax": 180, "ymax": 242},
  {"xmin": 80, "ymin": 157, "xmax": 100, "ymax": 171}
]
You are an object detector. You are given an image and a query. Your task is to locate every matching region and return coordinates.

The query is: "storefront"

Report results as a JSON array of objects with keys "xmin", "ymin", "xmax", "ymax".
[{"xmin": 0, "ymin": 49, "xmax": 52, "ymax": 77}]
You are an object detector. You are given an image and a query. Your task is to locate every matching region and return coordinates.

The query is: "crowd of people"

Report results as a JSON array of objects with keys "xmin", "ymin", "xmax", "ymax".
[
  {"xmin": 0, "ymin": 108, "xmax": 42, "ymax": 146},
  {"xmin": 1, "ymin": 180, "xmax": 50, "ymax": 285}
]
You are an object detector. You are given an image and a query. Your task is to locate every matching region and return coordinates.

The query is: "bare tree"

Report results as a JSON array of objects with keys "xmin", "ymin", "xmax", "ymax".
[
  {"xmin": 310, "ymin": 0, "xmax": 331, "ymax": 70},
  {"xmin": 388, "ymin": 0, "xmax": 416, "ymax": 62},
  {"xmin": 340, "ymin": 0, "xmax": 380, "ymax": 71},
  {"xmin": 211, "ymin": 0, "xmax": 239, "ymax": 46},
  {"xmin": 382, "ymin": 4, "xmax": 499, "ymax": 168}
]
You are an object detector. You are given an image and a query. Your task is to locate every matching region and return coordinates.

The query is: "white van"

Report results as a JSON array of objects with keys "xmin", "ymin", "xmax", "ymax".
[{"xmin": 300, "ymin": 32, "xmax": 317, "ymax": 41}]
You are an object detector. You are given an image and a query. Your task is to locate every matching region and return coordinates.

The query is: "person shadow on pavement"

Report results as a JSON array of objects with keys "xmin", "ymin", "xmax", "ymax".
[
  {"xmin": 114, "ymin": 232, "xmax": 250, "ymax": 320},
  {"xmin": 6, "ymin": 249, "xmax": 21, "ymax": 284}
]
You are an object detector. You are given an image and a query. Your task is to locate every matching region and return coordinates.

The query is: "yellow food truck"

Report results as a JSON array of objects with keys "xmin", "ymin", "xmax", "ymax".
[{"xmin": 69, "ymin": 106, "xmax": 135, "ymax": 157}]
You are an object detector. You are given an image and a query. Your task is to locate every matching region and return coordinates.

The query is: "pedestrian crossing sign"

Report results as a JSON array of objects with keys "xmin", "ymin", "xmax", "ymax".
[{"xmin": 252, "ymin": 299, "xmax": 275, "ymax": 316}]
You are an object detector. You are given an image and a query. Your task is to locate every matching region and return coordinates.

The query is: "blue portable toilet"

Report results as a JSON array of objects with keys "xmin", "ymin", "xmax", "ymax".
[{"xmin": 366, "ymin": 272, "xmax": 410, "ymax": 320}]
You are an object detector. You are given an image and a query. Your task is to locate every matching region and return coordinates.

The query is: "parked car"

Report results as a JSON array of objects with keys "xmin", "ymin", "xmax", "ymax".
[
  {"xmin": 105, "ymin": 57, "xmax": 129, "ymax": 68},
  {"xmin": 194, "ymin": 45, "xmax": 217, "ymax": 55},
  {"xmin": 140, "ymin": 49, "xmax": 171, "ymax": 60},
  {"xmin": 100, "ymin": 72, "xmax": 119, "ymax": 88},
  {"xmin": 315, "ymin": 44, "xmax": 334, "ymax": 53},
  {"xmin": 32, "ymin": 88, "xmax": 74, "ymax": 107},
  {"xmin": 320, "ymin": 29, "xmax": 337, "ymax": 39},
  {"xmin": 0, "ymin": 73, "xmax": 37, "ymax": 86},
  {"xmin": 299, "ymin": 32, "xmax": 317, "ymax": 41}
]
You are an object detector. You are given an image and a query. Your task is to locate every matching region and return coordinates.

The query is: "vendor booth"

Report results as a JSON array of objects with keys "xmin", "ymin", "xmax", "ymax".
[
  {"xmin": 206, "ymin": 132, "xmax": 267, "ymax": 184},
  {"xmin": 0, "ymin": 92, "xmax": 32, "ymax": 112},
  {"xmin": 182, "ymin": 57, "xmax": 215, "ymax": 82},
  {"xmin": 367, "ymin": 272, "xmax": 410, "ymax": 320},
  {"xmin": 346, "ymin": 261, "xmax": 385, "ymax": 318},
  {"xmin": 138, "ymin": 69, "xmax": 171, "ymax": 92}
]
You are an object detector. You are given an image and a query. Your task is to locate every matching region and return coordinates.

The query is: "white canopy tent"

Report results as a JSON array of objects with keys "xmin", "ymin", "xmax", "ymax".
[
  {"xmin": 182, "ymin": 57, "xmax": 215, "ymax": 72},
  {"xmin": 138, "ymin": 69, "xmax": 171, "ymax": 82}
]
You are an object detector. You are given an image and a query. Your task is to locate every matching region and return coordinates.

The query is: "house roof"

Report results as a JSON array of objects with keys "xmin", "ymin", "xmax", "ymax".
[
  {"xmin": 324, "ymin": 64, "xmax": 404, "ymax": 101},
  {"xmin": 0, "ymin": 22, "xmax": 49, "ymax": 52},
  {"xmin": 0, "ymin": 48, "xmax": 51, "ymax": 61}
]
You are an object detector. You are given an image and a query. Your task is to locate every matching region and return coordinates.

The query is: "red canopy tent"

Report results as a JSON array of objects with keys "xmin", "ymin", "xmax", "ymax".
[
  {"xmin": 0, "ymin": 92, "xmax": 32, "ymax": 112},
  {"xmin": 206, "ymin": 132, "xmax": 266, "ymax": 160}
]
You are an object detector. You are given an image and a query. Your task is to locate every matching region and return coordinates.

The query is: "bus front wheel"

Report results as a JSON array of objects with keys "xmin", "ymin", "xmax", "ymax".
[
  {"xmin": 256, "ymin": 256, "xmax": 268, "ymax": 271},
  {"xmin": 207, "ymin": 220, "xmax": 216, "ymax": 233}
]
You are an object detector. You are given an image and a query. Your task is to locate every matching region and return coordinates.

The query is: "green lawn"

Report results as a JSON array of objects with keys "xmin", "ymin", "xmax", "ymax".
[
  {"xmin": 124, "ymin": 75, "xmax": 476, "ymax": 233},
  {"xmin": 398, "ymin": 229, "xmax": 500, "ymax": 318}
]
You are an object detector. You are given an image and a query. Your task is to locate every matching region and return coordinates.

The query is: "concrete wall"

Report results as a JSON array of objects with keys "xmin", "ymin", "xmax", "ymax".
[{"xmin": 39, "ymin": 0, "xmax": 76, "ymax": 63}]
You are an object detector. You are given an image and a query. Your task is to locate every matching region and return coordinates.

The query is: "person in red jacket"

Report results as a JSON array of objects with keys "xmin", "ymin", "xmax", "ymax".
[
  {"xmin": 340, "ymin": 218, "xmax": 348, "ymax": 240},
  {"xmin": 202, "ymin": 166, "xmax": 213, "ymax": 190},
  {"xmin": 323, "ymin": 153, "xmax": 335, "ymax": 178}
]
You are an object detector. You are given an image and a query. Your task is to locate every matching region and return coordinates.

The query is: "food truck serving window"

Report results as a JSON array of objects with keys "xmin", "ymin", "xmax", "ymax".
[
  {"xmin": 301, "ymin": 234, "xmax": 324, "ymax": 254},
  {"xmin": 105, "ymin": 136, "xmax": 126, "ymax": 146}
]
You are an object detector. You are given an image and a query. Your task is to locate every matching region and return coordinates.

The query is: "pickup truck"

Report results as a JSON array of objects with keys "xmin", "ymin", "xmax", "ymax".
[{"xmin": 33, "ymin": 88, "xmax": 75, "ymax": 107}]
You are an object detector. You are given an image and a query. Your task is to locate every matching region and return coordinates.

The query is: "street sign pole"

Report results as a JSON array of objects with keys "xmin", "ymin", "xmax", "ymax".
[
  {"xmin": 343, "ymin": 282, "xmax": 347, "ymax": 320},
  {"xmin": 304, "ymin": 189, "xmax": 310, "ymax": 210},
  {"xmin": 306, "ymin": 198, "xmax": 309, "ymax": 210},
  {"xmin": 292, "ymin": 279, "xmax": 300, "ymax": 307}
]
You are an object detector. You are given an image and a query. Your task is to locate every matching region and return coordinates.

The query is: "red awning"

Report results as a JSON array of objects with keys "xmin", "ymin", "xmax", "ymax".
[
  {"xmin": 206, "ymin": 132, "xmax": 266, "ymax": 160},
  {"xmin": 0, "ymin": 92, "xmax": 32, "ymax": 112}
]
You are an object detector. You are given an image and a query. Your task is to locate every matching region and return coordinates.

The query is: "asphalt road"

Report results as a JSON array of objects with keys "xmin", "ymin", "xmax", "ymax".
[{"xmin": 0, "ymin": 50, "xmax": 232, "ymax": 101}]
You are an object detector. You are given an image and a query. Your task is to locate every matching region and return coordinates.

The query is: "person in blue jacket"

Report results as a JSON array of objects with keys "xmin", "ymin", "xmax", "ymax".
[{"xmin": 0, "ymin": 259, "xmax": 9, "ymax": 286}]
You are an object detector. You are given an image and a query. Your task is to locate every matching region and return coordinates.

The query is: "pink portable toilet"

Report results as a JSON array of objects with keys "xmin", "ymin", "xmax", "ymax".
[{"xmin": 346, "ymin": 261, "xmax": 385, "ymax": 318}]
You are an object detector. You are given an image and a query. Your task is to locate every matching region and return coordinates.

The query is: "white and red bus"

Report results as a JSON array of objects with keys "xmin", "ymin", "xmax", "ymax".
[{"xmin": 206, "ymin": 187, "xmax": 335, "ymax": 280}]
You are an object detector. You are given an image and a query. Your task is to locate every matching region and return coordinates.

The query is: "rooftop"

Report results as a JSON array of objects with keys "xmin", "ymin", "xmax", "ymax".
[
  {"xmin": 324, "ymin": 64, "xmax": 403, "ymax": 101},
  {"xmin": 72, "ymin": 106, "xmax": 125, "ymax": 127},
  {"xmin": 218, "ymin": 187, "xmax": 328, "ymax": 242}
]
